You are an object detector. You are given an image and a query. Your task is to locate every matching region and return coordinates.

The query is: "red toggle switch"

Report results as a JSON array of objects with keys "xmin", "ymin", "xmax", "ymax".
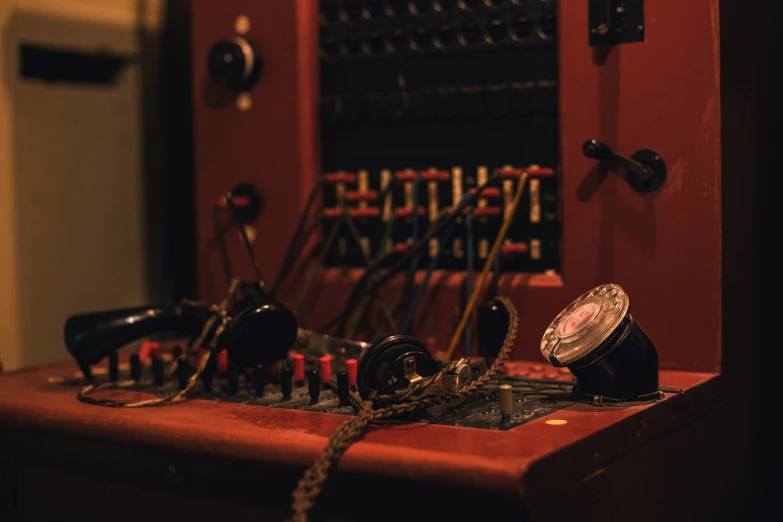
[
  {"xmin": 345, "ymin": 358, "xmax": 358, "ymax": 388},
  {"xmin": 217, "ymin": 349, "xmax": 229, "ymax": 374},
  {"xmin": 501, "ymin": 242, "xmax": 530, "ymax": 256},
  {"xmin": 325, "ymin": 172, "xmax": 357, "ymax": 183},
  {"xmin": 394, "ymin": 206, "xmax": 427, "ymax": 218},
  {"xmin": 345, "ymin": 190, "xmax": 378, "ymax": 202},
  {"xmin": 395, "ymin": 169, "xmax": 418, "ymax": 181},
  {"xmin": 473, "ymin": 207, "xmax": 501, "ymax": 218},
  {"xmin": 528, "ymin": 166, "xmax": 555, "ymax": 177},
  {"xmin": 497, "ymin": 167, "xmax": 526, "ymax": 178},
  {"xmin": 319, "ymin": 355, "xmax": 333, "ymax": 384},
  {"xmin": 138, "ymin": 341, "xmax": 160, "ymax": 364},
  {"xmin": 421, "ymin": 170, "xmax": 450, "ymax": 182},
  {"xmin": 293, "ymin": 353, "xmax": 305, "ymax": 383},
  {"xmin": 322, "ymin": 207, "xmax": 381, "ymax": 219},
  {"xmin": 468, "ymin": 187, "xmax": 501, "ymax": 198}
]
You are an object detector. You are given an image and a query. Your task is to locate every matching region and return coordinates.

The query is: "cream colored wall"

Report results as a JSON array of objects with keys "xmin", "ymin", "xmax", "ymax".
[{"xmin": 0, "ymin": 0, "xmax": 163, "ymax": 370}]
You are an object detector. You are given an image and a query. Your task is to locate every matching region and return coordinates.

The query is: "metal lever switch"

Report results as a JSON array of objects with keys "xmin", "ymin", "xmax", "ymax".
[{"xmin": 582, "ymin": 140, "xmax": 667, "ymax": 193}]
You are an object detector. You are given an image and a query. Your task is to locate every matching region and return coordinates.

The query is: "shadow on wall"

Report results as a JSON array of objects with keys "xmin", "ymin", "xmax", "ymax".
[{"xmin": 0, "ymin": 1, "xmax": 180, "ymax": 369}]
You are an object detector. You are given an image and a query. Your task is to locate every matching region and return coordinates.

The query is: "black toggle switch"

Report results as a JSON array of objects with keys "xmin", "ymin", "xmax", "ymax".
[
  {"xmin": 152, "ymin": 355, "xmax": 164, "ymax": 386},
  {"xmin": 478, "ymin": 298, "xmax": 510, "ymax": 359},
  {"xmin": 254, "ymin": 365, "xmax": 267, "ymax": 397},
  {"xmin": 280, "ymin": 367, "xmax": 293, "ymax": 401},
  {"xmin": 337, "ymin": 371, "xmax": 350, "ymax": 406},
  {"xmin": 130, "ymin": 353, "xmax": 141, "ymax": 381},
  {"xmin": 108, "ymin": 351, "xmax": 119, "ymax": 382},
  {"xmin": 308, "ymin": 370, "xmax": 321, "ymax": 404},
  {"xmin": 176, "ymin": 357, "xmax": 190, "ymax": 390},
  {"xmin": 582, "ymin": 139, "xmax": 667, "ymax": 193},
  {"xmin": 227, "ymin": 363, "xmax": 239, "ymax": 395}
]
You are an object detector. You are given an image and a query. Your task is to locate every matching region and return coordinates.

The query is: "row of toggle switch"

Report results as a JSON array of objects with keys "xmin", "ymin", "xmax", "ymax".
[
  {"xmin": 102, "ymin": 343, "xmax": 362, "ymax": 407},
  {"xmin": 321, "ymin": 165, "xmax": 558, "ymax": 271}
]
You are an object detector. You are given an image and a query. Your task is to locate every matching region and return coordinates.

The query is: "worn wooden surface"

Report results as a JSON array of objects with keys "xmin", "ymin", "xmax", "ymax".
[{"xmin": 0, "ymin": 359, "xmax": 718, "ymax": 509}]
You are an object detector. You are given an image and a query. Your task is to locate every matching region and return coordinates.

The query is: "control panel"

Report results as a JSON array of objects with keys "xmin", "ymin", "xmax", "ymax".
[
  {"xmin": 319, "ymin": 0, "xmax": 559, "ymax": 273},
  {"xmin": 59, "ymin": 343, "xmax": 575, "ymax": 432}
]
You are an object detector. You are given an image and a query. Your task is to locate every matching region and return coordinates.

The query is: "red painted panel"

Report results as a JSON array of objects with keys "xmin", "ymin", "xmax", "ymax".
[
  {"xmin": 555, "ymin": 0, "xmax": 722, "ymax": 372},
  {"xmin": 192, "ymin": 1, "xmax": 319, "ymax": 303},
  {"xmin": 192, "ymin": 1, "xmax": 721, "ymax": 372}
]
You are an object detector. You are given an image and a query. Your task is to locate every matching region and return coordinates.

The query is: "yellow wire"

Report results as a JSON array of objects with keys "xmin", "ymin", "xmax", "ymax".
[{"xmin": 442, "ymin": 172, "xmax": 529, "ymax": 361}]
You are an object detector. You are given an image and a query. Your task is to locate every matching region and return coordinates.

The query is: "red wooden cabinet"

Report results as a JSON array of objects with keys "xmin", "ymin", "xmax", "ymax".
[{"xmin": 0, "ymin": 1, "xmax": 761, "ymax": 521}]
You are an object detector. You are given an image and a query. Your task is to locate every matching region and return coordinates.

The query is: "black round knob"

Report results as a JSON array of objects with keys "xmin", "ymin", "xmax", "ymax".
[{"xmin": 207, "ymin": 37, "xmax": 262, "ymax": 90}]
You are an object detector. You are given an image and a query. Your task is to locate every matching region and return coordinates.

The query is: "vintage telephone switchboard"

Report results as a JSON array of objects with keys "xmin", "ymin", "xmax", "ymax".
[{"xmin": 0, "ymin": 2, "xmax": 752, "ymax": 521}]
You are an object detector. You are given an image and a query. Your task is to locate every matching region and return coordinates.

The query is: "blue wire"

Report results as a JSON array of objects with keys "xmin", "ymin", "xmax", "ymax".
[
  {"xmin": 464, "ymin": 210, "xmax": 475, "ymax": 359},
  {"xmin": 401, "ymin": 220, "xmax": 456, "ymax": 335}
]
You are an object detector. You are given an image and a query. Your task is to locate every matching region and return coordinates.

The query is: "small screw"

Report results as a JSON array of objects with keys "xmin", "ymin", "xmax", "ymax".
[
  {"xmin": 237, "ymin": 92, "xmax": 252, "ymax": 111},
  {"xmin": 234, "ymin": 15, "xmax": 251, "ymax": 35},
  {"xmin": 597, "ymin": 23, "xmax": 609, "ymax": 35},
  {"xmin": 169, "ymin": 464, "xmax": 178, "ymax": 474},
  {"xmin": 637, "ymin": 25, "xmax": 644, "ymax": 32}
]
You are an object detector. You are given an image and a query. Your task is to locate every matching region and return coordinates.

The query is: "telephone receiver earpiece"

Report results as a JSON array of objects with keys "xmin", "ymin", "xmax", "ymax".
[
  {"xmin": 356, "ymin": 334, "xmax": 438, "ymax": 400},
  {"xmin": 64, "ymin": 282, "xmax": 298, "ymax": 374}
]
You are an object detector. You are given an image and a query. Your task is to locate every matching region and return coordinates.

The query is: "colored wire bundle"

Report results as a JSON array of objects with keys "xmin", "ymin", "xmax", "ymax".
[
  {"xmin": 324, "ymin": 171, "xmax": 503, "ymax": 337},
  {"xmin": 442, "ymin": 172, "xmax": 529, "ymax": 361},
  {"xmin": 341, "ymin": 202, "xmax": 397, "ymax": 333},
  {"xmin": 270, "ymin": 180, "xmax": 325, "ymax": 297},
  {"xmin": 346, "ymin": 213, "xmax": 397, "ymax": 339},
  {"xmin": 400, "ymin": 219, "xmax": 457, "ymax": 335},
  {"xmin": 293, "ymin": 216, "xmax": 344, "ymax": 322}
]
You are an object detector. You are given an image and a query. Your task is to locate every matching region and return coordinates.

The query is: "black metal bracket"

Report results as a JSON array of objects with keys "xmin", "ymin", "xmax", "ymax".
[
  {"xmin": 583, "ymin": 140, "xmax": 666, "ymax": 193},
  {"xmin": 589, "ymin": 0, "xmax": 645, "ymax": 46}
]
